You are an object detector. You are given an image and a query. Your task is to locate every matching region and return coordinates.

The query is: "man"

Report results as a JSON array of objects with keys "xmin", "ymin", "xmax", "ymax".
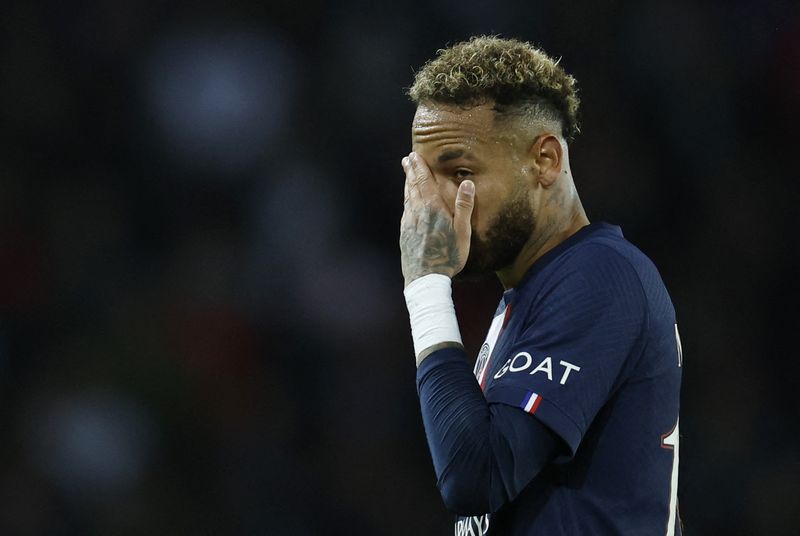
[{"xmin": 400, "ymin": 36, "xmax": 682, "ymax": 535}]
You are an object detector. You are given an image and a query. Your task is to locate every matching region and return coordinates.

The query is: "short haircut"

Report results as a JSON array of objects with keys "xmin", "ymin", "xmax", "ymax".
[{"xmin": 408, "ymin": 36, "xmax": 581, "ymax": 142}]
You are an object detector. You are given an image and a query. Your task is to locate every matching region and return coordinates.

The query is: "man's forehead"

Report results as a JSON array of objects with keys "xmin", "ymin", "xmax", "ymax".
[
  {"xmin": 412, "ymin": 102, "xmax": 496, "ymax": 131},
  {"xmin": 411, "ymin": 103, "xmax": 500, "ymax": 151}
]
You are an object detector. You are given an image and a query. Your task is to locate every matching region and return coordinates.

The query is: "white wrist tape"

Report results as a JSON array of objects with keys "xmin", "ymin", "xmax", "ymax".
[{"xmin": 403, "ymin": 274, "xmax": 463, "ymax": 358}]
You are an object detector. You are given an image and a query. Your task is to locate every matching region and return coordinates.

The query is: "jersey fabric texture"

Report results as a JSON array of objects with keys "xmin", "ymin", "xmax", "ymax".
[{"xmin": 422, "ymin": 222, "xmax": 682, "ymax": 535}]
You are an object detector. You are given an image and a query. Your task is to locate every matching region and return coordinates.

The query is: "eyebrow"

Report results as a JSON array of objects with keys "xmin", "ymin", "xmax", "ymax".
[{"xmin": 437, "ymin": 149, "xmax": 472, "ymax": 163}]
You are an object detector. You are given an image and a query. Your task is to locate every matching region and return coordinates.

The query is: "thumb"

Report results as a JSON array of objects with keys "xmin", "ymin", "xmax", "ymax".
[{"xmin": 453, "ymin": 180, "xmax": 475, "ymax": 254}]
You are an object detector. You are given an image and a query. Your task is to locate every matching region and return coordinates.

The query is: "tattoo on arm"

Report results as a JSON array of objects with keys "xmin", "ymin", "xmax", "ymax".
[{"xmin": 401, "ymin": 205, "xmax": 461, "ymax": 284}]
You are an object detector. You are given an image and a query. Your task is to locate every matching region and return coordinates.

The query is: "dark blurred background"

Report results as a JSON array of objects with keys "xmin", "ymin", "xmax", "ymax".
[{"xmin": 1, "ymin": 0, "xmax": 798, "ymax": 534}]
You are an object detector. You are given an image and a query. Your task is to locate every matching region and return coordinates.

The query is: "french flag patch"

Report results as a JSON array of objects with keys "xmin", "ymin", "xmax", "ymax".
[{"xmin": 521, "ymin": 391, "xmax": 542, "ymax": 414}]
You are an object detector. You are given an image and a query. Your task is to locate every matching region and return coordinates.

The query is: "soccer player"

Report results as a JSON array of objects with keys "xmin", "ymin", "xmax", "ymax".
[{"xmin": 400, "ymin": 37, "xmax": 682, "ymax": 535}]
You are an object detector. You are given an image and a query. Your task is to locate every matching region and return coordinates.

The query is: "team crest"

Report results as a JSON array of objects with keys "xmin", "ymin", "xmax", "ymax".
[
  {"xmin": 473, "ymin": 342, "xmax": 491, "ymax": 380},
  {"xmin": 472, "ymin": 304, "xmax": 511, "ymax": 390}
]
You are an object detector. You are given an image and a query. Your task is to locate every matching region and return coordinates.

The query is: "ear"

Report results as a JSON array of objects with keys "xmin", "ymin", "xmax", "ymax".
[{"xmin": 530, "ymin": 135, "xmax": 563, "ymax": 188}]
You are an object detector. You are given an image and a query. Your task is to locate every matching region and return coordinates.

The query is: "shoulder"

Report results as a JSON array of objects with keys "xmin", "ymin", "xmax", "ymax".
[
  {"xmin": 548, "ymin": 229, "xmax": 675, "ymax": 327},
  {"xmin": 516, "ymin": 229, "xmax": 664, "ymax": 325},
  {"xmin": 546, "ymin": 235, "xmax": 652, "ymax": 299},
  {"xmin": 574, "ymin": 225, "xmax": 659, "ymax": 271},
  {"xmin": 513, "ymin": 224, "xmax": 674, "ymax": 316}
]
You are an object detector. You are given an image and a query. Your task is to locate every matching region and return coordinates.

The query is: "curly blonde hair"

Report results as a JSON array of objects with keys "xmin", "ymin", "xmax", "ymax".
[{"xmin": 408, "ymin": 36, "xmax": 581, "ymax": 141}]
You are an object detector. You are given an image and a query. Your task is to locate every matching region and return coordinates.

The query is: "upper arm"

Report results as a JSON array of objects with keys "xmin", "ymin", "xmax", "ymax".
[{"xmin": 484, "ymin": 245, "xmax": 648, "ymax": 457}]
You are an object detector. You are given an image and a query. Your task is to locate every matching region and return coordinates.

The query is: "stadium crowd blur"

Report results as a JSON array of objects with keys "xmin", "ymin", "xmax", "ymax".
[{"xmin": 1, "ymin": 0, "xmax": 797, "ymax": 534}]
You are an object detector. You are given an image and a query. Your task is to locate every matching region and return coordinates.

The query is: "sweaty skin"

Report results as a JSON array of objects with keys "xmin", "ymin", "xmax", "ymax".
[{"xmin": 399, "ymin": 102, "xmax": 589, "ymax": 292}]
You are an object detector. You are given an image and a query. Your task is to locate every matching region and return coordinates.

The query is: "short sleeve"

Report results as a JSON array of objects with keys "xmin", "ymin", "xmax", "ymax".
[{"xmin": 484, "ymin": 245, "xmax": 647, "ymax": 458}]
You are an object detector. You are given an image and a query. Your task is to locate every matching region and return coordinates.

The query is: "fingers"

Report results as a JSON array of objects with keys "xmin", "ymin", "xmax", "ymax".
[
  {"xmin": 409, "ymin": 153, "xmax": 439, "ymax": 201},
  {"xmin": 403, "ymin": 162, "xmax": 410, "ymax": 205},
  {"xmin": 402, "ymin": 153, "xmax": 441, "ymax": 207},
  {"xmin": 453, "ymin": 180, "xmax": 475, "ymax": 252},
  {"xmin": 401, "ymin": 157, "xmax": 419, "ymax": 205}
]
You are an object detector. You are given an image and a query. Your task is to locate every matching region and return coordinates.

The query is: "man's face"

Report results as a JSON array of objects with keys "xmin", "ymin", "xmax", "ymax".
[{"xmin": 411, "ymin": 102, "xmax": 536, "ymax": 277}]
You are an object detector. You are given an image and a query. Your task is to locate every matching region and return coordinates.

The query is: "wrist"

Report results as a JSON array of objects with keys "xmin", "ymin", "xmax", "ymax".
[
  {"xmin": 415, "ymin": 341, "xmax": 464, "ymax": 367},
  {"xmin": 404, "ymin": 269, "xmax": 455, "ymax": 289},
  {"xmin": 404, "ymin": 274, "xmax": 463, "ymax": 363}
]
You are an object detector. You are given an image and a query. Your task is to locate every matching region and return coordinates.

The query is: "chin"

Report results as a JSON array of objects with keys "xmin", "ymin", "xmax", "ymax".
[{"xmin": 457, "ymin": 240, "xmax": 522, "ymax": 281}]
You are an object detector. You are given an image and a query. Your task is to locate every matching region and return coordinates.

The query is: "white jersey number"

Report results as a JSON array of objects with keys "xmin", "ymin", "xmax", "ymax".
[
  {"xmin": 661, "ymin": 419, "xmax": 680, "ymax": 536},
  {"xmin": 662, "ymin": 324, "xmax": 682, "ymax": 535}
]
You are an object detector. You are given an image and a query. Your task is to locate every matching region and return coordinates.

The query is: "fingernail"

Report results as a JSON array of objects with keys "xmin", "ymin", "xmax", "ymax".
[
  {"xmin": 401, "ymin": 157, "xmax": 408, "ymax": 167},
  {"xmin": 462, "ymin": 180, "xmax": 475, "ymax": 196}
]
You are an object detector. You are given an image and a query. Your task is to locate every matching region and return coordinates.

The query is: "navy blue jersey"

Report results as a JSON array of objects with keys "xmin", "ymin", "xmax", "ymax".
[{"xmin": 459, "ymin": 222, "xmax": 682, "ymax": 535}]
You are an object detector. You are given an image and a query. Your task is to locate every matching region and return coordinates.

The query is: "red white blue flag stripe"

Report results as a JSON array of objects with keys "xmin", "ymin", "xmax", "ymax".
[{"xmin": 521, "ymin": 391, "xmax": 542, "ymax": 414}]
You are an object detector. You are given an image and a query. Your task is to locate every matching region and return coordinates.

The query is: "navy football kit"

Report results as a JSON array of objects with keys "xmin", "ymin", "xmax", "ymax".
[{"xmin": 416, "ymin": 222, "xmax": 682, "ymax": 535}]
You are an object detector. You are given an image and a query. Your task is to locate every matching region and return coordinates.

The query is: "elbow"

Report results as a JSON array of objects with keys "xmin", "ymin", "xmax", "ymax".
[{"xmin": 438, "ymin": 474, "xmax": 491, "ymax": 516}]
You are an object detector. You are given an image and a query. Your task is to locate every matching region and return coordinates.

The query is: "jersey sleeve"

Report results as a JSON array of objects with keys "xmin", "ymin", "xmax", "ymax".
[{"xmin": 484, "ymin": 244, "xmax": 648, "ymax": 458}]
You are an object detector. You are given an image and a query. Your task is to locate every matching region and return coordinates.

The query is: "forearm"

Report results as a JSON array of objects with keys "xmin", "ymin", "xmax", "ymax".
[{"xmin": 416, "ymin": 347, "xmax": 559, "ymax": 515}]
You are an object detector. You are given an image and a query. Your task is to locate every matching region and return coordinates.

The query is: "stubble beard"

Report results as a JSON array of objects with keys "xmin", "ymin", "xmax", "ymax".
[{"xmin": 457, "ymin": 183, "xmax": 536, "ymax": 280}]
